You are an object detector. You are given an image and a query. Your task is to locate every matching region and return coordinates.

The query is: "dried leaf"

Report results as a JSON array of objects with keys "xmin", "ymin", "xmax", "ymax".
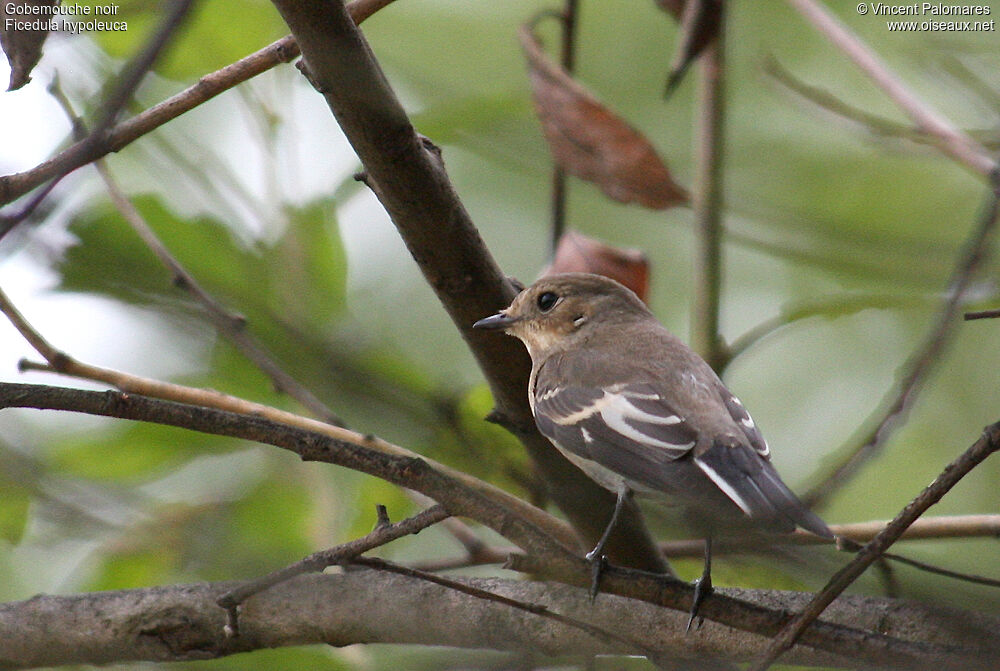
[
  {"xmin": 655, "ymin": 0, "xmax": 685, "ymax": 20},
  {"xmin": 543, "ymin": 231, "xmax": 650, "ymax": 303},
  {"xmin": 519, "ymin": 24, "xmax": 688, "ymax": 210},
  {"xmin": 662, "ymin": 0, "xmax": 723, "ymax": 97},
  {"xmin": 0, "ymin": 0, "xmax": 57, "ymax": 91}
]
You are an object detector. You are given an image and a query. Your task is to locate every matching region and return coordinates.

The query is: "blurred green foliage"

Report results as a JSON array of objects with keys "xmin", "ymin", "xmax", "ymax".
[{"xmin": 1, "ymin": 0, "xmax": 999, "ymax": 669}]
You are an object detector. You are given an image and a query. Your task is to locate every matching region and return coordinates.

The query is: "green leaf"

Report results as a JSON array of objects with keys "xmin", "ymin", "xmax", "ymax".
[
  {"xmin": 82, "ymin": 0, "xmax": 288, "ymax": 81},
  {"xmin": 0, "ymin": 484, "xmax": 30, "ymax": 544}
]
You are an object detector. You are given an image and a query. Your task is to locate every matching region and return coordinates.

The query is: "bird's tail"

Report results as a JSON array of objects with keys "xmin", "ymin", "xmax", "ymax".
[{"xmin": 695, "ymin": 440, "xmax": 833, "ymax": 539}]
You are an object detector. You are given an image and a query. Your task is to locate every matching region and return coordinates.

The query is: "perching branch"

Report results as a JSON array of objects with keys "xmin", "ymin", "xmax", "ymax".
[{"xmin": 6, "ymin": 568, "xmax": 999, "ymax": 670}]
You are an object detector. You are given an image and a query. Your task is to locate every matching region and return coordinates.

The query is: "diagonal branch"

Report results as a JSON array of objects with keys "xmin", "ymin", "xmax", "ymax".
[
  {"xmin": 0, "ymin": 0, "xmax": 196, "ymax": 235},
  {"xmin": 803, "ymin": 171, "xmax": 1000, "ymax": 508},
  {"xmin": 749, "ymin": 420, "xmax": 1000, "ymax": 671},
  {"xmin": 0, "ymin": 0, "xmax": 397, "ymax": 210},
  {"xmin": 0, "ymin": 282, "xmax": 578, "ymax": 552},
  {"xmin": 268, "ymin": 0, "xmax": 668, "ymax": 574},
  {"xmin": 785, "ymin": 0, "xmax": 995, "ymax": 177},
  {"xmin": 218, "ymin": 504, "xmax": 450, "ymax": 633}
]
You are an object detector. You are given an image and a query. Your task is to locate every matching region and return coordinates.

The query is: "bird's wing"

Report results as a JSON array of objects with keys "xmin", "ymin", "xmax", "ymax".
[
  {"xmin": 533, "ymin": 381, "xmax": 699, "ymax": 492},
  {"xmin": 716, "ymin": 383, "xmax": 770, "ymax": 458}
]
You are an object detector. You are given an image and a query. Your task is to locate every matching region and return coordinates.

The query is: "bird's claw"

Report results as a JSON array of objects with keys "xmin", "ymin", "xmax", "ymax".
[
  {"xmin": 685, "ymin": 573, "xmax": 713, "ymax": 632},
  {"xmin": 585, "ymin": 550, "xmax": 607, "ymax": 602}
]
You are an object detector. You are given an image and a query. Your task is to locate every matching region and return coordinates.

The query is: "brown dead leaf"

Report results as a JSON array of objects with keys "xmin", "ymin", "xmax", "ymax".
[
  {"xmin": 519, "ymin": 24, "xmax": 688, "ymax": 210},
  {"xmin": 661, "ymin": 0, "xmax": 723, "ymax": 96},
  {"xmin": 655, "ymin": 0, "xmax": 685, "ymax": 20},
  {"xmin": 542, "ymin": 231, "xmax": 650, "ymax": 303},
  {"xmin": 1, "ymin": 0, "xmax": 57, "ymax": 91}
]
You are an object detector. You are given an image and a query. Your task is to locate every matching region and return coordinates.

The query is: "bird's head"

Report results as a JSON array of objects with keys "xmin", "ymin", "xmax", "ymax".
[{"xmin": 473, "ymin": 272, "xmax": 650, "ymax": 358}]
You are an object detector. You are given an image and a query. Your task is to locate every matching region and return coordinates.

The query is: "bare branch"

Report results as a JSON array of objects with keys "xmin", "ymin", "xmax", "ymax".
[
  {"xmin": 785, "ymin": 0, "xmax": 995, "ymax": 177},
  {"xmin": 659, "ymin": 514, "xmax": 1000, "ymax": 557},
  {"xmin": 764, "ymin": 55, "xmax": 1000, "ymax": 152},
  {"xmin": 689, "ymin": 6, "xmax": 727, "ymax": 371},
  {"xmin": 353, "ymin": 556, "xmax": 671, "ymax": 664},
  {"xmin": 0, "ymin": 269, "xmax": 578, "ymax": 550},
  {"xmin": 0, "ymin": 0, "xmax": 196, "ymax": 233},
  {"xmin": 6, "ymin": 569, "xmax": 998, "ymax": 669},
  {"xmin": 803, "ymin": 173, "xmax": 1000, "ymax": 508},
  {"xmin": 749, "ymin": 420, "xmax": 1000, "ymax": 671},
  {"xmin": 509, "ymin": 551, "xmax": 994, "ymax": 671},
  {"xmin": 0, "ymin": 0, "xmax": 398, "ymax": 210},
  {"xmin": 218, "ymin": 504, "xmax": 450, "ymax": 633}
]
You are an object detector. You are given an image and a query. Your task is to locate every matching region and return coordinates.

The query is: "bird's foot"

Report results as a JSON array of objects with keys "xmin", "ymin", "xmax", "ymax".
[
  {"xmin": 686, "ymin": 572, "xmax": 713, "ymax": 632},
  {"xmin": 584, "ymin": 549, "xmax": 607, "ymax": 602}
]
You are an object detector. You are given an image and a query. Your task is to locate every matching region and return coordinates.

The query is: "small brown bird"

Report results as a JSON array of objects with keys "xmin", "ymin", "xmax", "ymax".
[{"xmin": 474, "ymin": 272, "xmax": 832, "ymax": 624}]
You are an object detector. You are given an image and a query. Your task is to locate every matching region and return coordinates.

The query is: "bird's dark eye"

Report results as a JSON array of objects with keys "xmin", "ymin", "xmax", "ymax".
[{"xmin": 536, "ymin": 291, "xmax": 559, "ymax": 312}]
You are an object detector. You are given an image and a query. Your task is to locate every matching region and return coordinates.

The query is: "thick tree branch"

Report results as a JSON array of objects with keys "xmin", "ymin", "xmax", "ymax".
[
  {"xmin": 268, "ymin": 0, "xmax": 667, "ymax": 573},
  {"xmin": 0, "ymin": 382, "xmax": 579, "ymax": 560},
  {"xmin": 2, "ymin": 570, "xmax": 998, "ymax": 670}
]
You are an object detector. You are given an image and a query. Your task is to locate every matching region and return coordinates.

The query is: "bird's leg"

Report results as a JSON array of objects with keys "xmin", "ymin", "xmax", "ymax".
[
  {"xmin": 584, "ymin": 485, "xmax": 630, "ymax": 601},
  {"xmin": 686, "ymin": 536, "xmax": 713, "ymax": 632}
]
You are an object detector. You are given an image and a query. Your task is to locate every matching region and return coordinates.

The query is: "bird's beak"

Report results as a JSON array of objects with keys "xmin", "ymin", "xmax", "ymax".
[{"xmin": 473, "ymin": 311, "xmax": 517, "ymax": 330}]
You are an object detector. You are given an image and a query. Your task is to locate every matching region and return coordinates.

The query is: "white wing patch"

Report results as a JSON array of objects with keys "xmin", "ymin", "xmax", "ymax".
[
  {"xmin": 720, "ymin": 389, "xmax": 770, "ymax": 458},
  {"xmin": 598, "ymin": 393, "xmax": 693, "ymax": 451},
  {"xmin": 546, "ymin": 387, "xmax": 695, "ymax": 452},
  {"xmin": 694, "ymin": 456, "xmax": 754, "ymax": 516}
]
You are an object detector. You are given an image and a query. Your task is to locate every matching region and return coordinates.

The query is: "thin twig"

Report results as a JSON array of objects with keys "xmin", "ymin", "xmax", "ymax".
[
  {"xmin": 764, "ymin": 55, "xmax": 1000, "ymax": 152},
  {"xmin": 218, "ymin": 504, "xmax": 450, "ymax": 635},
  {"xmin": 44, "ymin": 80, "xmax": 346, "ymax": 426},
  {"xmin": 0, "ymin": 0, "xmax": 398, "ymax": 211},
  {"xmin": 785, "ymin": 0, "xmax": 995, "ymax": 177},
  {"xmin": 548, "ymin": 0, "xmax": 579, "ymax": 255},
  {"xmin": 689, "ymin": 2, "xmax": 726, "ymax": 371},
  {"xmin": 0, "ymin": 0, "xmax": 196, "ymax": 235},
  {"xmin": 748, "ymin": 420, "xmax": 1000, "ymax": 671},
  {"xmin": 658, "ymin": 513, "xmax": 1000, "ymax": 556},
  {"xmin": 726, "ymin": 293, "xmax": 936, "ymax": 364},
  {"xmin": 803, "ymin": 172, "xmax": 1000, "ymax": 508},
  {"xmin": 0, "ymin": 287, "xmax": 578, "ymax": 550},
  {"xmin": 965, "ymin": 308, "xmax": 1000, "ymax": 321}
]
